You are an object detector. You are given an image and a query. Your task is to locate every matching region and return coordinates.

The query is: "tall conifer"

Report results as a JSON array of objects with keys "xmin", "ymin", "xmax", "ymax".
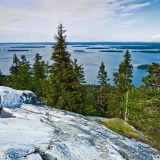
[
  {"xmin": 96, "ymin": 61, "xmax": 110, "ymax": 116},
  {"xmin": 31, "ymin": 53, "xmax": 47, "ymax": 96},
  {"xmin": 46, "ymin": 23, "xmax": 94, "ymax": 114},
  {"xmin": 142, "ymin": 62, "xmax": 160, "ymax": 91},
  {"xmin": 112, "ymin": 50, "xmax": 133, "ymax": 120},
  {"xmin": 8, "ymin": 54, "xmax": 31, "ymax": 90},
  {"xmin": 72, "ymin": 58, "xmax": 86, "ymax": 84},
  {"xmin": 113, "ymin": 50, "xmax": 133, "ymax": 93}
]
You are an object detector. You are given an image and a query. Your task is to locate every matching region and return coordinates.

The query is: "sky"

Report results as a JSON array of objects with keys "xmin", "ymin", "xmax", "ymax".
[{"xmin": 0, "ymin": 0, "xmax": 160, "ymax": 42}]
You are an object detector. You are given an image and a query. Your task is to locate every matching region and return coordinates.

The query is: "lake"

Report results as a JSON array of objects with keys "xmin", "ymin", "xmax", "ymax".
[{"xmin": 0, "ymin": 42, "xmax": 160, "ymax": 87}]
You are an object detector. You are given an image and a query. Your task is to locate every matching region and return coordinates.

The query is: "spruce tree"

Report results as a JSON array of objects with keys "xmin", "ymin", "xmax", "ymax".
[
  {"xmin": 113, "ymin": 50, "xmax": 133, "ymax": 93},
  {"xmin": 142, "ymin": 62, "xmax": 160, "ymax": 91},
  {"xmin": 112, "ymin": 50, "xmax": 133, "ymax": 120},
  {"xmin": 97, "ymin": 62, "xmax": 110, "ymax": 86},
  {"xmin": 31, "ymin": 53, "xmax": 47, "ymax": 96},
  {"xmin": 45, "ymin": 23, "xmax": 95, "ymax": 115},
  {"xmin": 72, "ymin": 58, "xmax": 86, "ymax": 84},
  {"xmin": 8, "ymin": 54, "xmax": 31, "ymax": 90},
  {"xmin": 18, "ymin": 55, "xmax": 31, "ymax": 90},
  {"xmin": 7, "ymin": 54, "xmax": 20, "ymax": 89},
  {"xmin": 10, "ymin": 54, "xmax": 20, "ymax": 75},
  {"xmin": 96, "ymin": 61, "xmax": 110, "ymax": 116}
]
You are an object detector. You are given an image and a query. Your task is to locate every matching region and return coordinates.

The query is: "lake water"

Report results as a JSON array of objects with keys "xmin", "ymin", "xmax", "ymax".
[{"xmin": 0, "ymin": 42, "xmax": 160, "ymax": 87}]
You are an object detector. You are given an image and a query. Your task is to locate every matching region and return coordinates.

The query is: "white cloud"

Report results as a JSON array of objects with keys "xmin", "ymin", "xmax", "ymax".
[
  {"xmin": 124, "ymin": 2, "xmax": 150, "ymax": 12},
  {"xmin": 152, "ymin": 35, "xmax": 160, "ymax": 39},
  {"xmin": 121, "ymin": 13, "xmax": 133, "ymax": 17},
  {"xmin": 0, "ymin": 0, "xmax": 156, "ymax": 42},
  {"xmin": 114, "ymin": 19, "xmax": 139, "ymax": 28}
]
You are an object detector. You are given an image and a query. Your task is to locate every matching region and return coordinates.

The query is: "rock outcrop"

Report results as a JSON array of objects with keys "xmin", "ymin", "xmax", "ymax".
[
  {"xmin": 0, "ymin": 86, "xmax": 44, "ymax": 109},
  {"xmin": 0, "ymin": 86, "xmax": 160, "ymax": 160}
]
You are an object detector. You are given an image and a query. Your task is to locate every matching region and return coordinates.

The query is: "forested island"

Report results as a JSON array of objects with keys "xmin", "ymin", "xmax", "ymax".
[
  {"xmin": 137, "ymin": 64, "xmax": 150, "ymax": 69},
  {"xmin": 99, "ymin": 50, "xmax": 123, "ymax": 52},
  {"xmin": 1, "ymin": 23, "xmax": 160, "ymax": 151}
]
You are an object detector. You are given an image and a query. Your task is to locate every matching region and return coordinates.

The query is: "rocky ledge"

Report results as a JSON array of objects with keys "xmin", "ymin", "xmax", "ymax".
[{"xmin": 0, "ymin": 86, "xmax": 160, "ymax": 160}]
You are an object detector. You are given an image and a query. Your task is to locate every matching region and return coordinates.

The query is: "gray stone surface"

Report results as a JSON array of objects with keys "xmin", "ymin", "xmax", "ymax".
[
  {"xmin": 0, "ymin": 104, "xmax": 160, "ymax": 160},
  {"xmin": 0, "ymin": 86, "xmax": 44, "ymax": 109},
  {"xmin": 0, "ymin": 86, "xmax": 160, "ymax": 160}
]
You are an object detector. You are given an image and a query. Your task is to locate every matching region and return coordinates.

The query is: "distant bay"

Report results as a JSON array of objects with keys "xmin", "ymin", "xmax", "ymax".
[{"xmin": 0, "ymin": 42, "xmax": 160, "ymax": 87}]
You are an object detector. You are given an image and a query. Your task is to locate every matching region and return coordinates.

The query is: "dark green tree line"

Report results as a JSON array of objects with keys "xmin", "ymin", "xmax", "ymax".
[{"xmin": 6, "ymin": 54, "xmax": 31, "ymax": 90}]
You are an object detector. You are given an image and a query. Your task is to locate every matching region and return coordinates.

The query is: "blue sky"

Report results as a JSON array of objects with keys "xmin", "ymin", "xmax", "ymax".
[{"xmin": 0, "ymin": 0, "xmax": 160, "ymax": 42}]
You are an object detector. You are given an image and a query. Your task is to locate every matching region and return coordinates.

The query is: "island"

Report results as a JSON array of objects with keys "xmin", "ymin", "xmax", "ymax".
[
  {"xmin": 86, "ymin": 47, "xmax": 110, "ymax": 49},
  {"xmin": 99, "ymin": 50, "xmax": 123, "ymax": 52},
  {"xmin": 8, "ymin": 49, "xmax": 29, "ymax": 52},
  {"xmin": 74, "ymin": 50, "xmax": 85, "ymax": 52},
  {"xmin": 137, "ymin": 64, "xmax": 150, "ymax": 69},
  {"xmin": 9, "ymin": 46, "xmax": 45, "ymax": 48},
  {"xmin": 132, "ymin": 51, "xmax": 160, "ymax": 53},
  {"xmin": 72, "ymin": 46, "xmax": 90, "ymax": 47}
]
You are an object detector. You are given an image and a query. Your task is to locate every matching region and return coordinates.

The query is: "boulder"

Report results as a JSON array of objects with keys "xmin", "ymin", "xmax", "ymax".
[{"xmin": 0, "ymin": 86, "xmax": 44, "ymax": 109}]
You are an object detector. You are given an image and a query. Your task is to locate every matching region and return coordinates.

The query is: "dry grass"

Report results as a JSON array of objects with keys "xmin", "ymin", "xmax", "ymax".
[
  {"xmin": 98, "ymin": 119, "xmax": 137, "ymax": 138},
  {"xmin": 97, "ymin": 119, "xmax": 153, "ymax": 147},
  {"xmin": 145, "ymin": 130, "xmax": 160, "ymax": 151},
  {"xmin": 98, "ymin": 119, "xmax": 160, "ymax": 151}
]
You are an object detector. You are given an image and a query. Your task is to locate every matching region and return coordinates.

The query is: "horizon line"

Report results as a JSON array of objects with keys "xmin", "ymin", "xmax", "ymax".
[{"xmin": 0, "ymin": 41, "xmax": 160, "ymax": 43}]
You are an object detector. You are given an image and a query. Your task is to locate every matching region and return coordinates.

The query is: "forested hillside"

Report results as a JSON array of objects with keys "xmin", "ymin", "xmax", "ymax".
[{"xmin": 1, "ymin": 23, "xmax": 160, "ymax": 150}]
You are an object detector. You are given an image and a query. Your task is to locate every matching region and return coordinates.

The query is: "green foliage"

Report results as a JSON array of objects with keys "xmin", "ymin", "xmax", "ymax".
[
  {"xmin": 72, "ymin": 58, "xmax": 86, "ymax": 84},
  {"xmin": 111, "ymin": 50, "xmax": 133, "ymax": 120},
  {"xmin": 106, "ymin": 90, "xmax": 124, "ymax": 118},
  {"xmin": 0, "ymin": 69, "xmax": 3, "ymax": 85},
  {"xmin": 98, "ymin": 119, "xmax": 136, "ymax": 138},
  {"xmin": 113, "ymin": 50, "xmax": 133, "ymax": 93},
  {"xmin": 97, "ymin": 62, "xmax": 110, "ymax": 86},
  {"xmin": 7, "ymin": 54, "xmax": 31, "ymax": 90},
  {"xmin": 95, "ymin": 62, "xmax": 110, "ymax": 117},
  {"xmin": 9, "ymin": 53, "xmax": 20, "ymax": 75},
  {"xmin": 2, "ymin": 24, "xmax": 160, "ymax": 150},
  {"xmin": 31, "ymin": 53, "xmax": 47, "ymax": 97},
  {"xmin": 142, "ymin": 62, "xmax": 160, "ymax": 90},
  {"xmin": 45, "ymin": 23, "xmax": 96, "ymax": 115},
  {"xmin": 122, "ymin": 86, "xmax": 160, "ymax": 150},
  {"xmin": 146, "ymin": 131, "xmax": 160, "ymax": 150}
]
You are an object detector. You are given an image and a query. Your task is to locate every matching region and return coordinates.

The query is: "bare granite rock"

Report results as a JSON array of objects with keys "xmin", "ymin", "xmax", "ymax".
[
  {"xmin": 0, "ymin": 86, "xmax": 160, "ymax": 160},
  {"xmin": 0, "ymin": 86, "xmax": 44, "ymax": 109}
]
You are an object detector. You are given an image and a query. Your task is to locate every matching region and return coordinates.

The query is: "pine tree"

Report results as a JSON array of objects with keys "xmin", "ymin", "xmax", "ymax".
[
  {"xmin": 45, "ymin": 23, "xmax": 95, "ymax": 115},
  {"xmin": 18, "ymin": 55, "xmax": 31, "ymax": 90},
  {"xmin": 142, "ymin": 62, "xmax": 160, "ymax": 91},
  {"xmin": 7, "ymin": 54, "xmax": 20, "ymax": 88},
  {"xmin": 72, "ymin": 58, "xmax": 86, "ymax": 84},
  {"xmin": 96, "ymin": 62, "xmax": 110, "ymax": 116},
  {"xmin": 97, "ymin": 62, "xmax": 110, "ymax": 86},
  {"xmin": 112, "ymin": 50, "xmax": 133, "ymax": 120},
  {"xmin": 10, "ymin": 53, "xmax": 20, "ymax": 75},
  {"xmin": 31, "ymin": 53, "xmax": 47, "ymax": 97},
  {"xmin": 113, "ymin": 50, "xmax": 133, "ymax": 93},
  {"xmin": 8, "ymin": 54, "xmax": 31, "ymax": 90}
]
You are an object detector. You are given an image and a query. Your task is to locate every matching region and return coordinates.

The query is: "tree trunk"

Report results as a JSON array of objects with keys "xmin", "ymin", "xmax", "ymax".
[{"xmin": 124, "ymin": 91, "xmax": 129, "ymax": 121}]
